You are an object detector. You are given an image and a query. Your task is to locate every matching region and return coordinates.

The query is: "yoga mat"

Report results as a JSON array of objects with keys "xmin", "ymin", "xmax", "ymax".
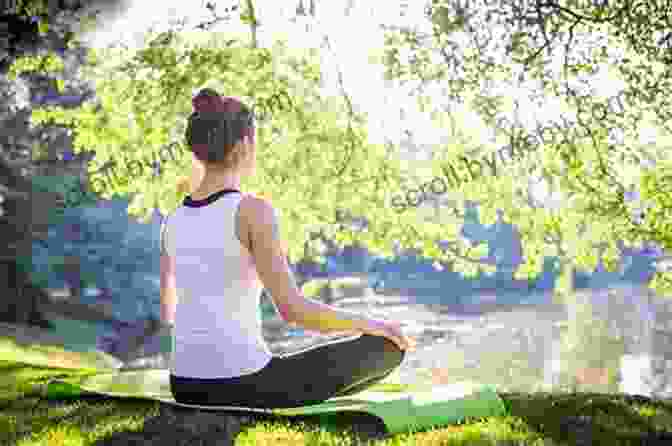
[
  {"xmin": 0, "ymin": 328, "xmax": 122, "ymax": 371},
  {"xmin": 42, "ymin": 369, "xmax": 507, "ymax": 435},
  {"xmin": 2, "ymin": 326, "xmax": 507, "ymax": 434}
]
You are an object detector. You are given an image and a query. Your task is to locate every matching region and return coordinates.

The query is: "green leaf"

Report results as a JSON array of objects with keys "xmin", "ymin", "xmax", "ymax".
[{"xmin": 37, "ymin": 20, "xmax": 49, "ymax": 36}]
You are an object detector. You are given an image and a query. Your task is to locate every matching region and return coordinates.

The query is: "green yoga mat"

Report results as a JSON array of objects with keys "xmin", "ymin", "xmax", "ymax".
[{"xmin": 42, "ymin": 369, "xmax": 507, "ymax": 435}]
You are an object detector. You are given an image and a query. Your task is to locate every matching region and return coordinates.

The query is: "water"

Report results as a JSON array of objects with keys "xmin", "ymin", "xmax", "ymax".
[{"xmin": 269, "ymin": 284, "xmax": 672, "ymax": 400}]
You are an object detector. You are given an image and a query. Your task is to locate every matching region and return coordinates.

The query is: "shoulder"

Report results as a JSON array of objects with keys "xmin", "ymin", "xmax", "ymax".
[{"xmin": 239, "ymin": 193, "xmax": 277, "ymax": 224}]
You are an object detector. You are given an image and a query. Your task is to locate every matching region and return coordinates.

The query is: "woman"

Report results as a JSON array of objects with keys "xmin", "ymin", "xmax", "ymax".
[{"xmin": 160, "ymin": 88, "xmax": 416, "ymax": 409}]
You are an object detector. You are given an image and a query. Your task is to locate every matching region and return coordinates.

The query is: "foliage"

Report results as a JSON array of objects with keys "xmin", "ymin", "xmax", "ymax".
[
  {"xmin": 10, "ymin": 0, "xmax": 50, "ymax": 17},
  {"xmin": 26, "ymin": 196, "xmax": 162, "ymax": 315},
  {"xmin": 380, "ymin": 0, "xmax": 672, "ymax": 294},
  {"xmin": 10, "ymin": 1, "xmax": 672, "ymax": 295},
  {"xmin": 30, "ymin": 174, "xmax": 99, "ymax": 210},
  {"xmin": 6, "ymin": 51, "xmax": 66, "ymax": 96},
  {"xmin": 19, "ymin": 11, "xmax": 409, "ymax": 266}
]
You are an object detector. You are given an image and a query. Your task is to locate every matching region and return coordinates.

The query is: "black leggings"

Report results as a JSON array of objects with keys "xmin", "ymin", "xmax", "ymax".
[{"xmin": 169, "ymin": 334, "xmax": 405, "ymax": 409}]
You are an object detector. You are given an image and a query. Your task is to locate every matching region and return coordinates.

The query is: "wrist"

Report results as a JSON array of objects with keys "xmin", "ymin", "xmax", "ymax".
[
  {"xmin": 359, "ymin": 317, "xmax": 387, "ymax": 332},
  {"xmin": 356, "ymin": 316, "xmax": 378, "ymax": 333}
]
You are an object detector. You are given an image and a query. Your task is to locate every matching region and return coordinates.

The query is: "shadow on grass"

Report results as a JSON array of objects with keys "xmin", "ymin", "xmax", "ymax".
[
  {"xmin": 89, "ymin": 401, "xmax": 392, "ymax": 446},
  {"xmin": 3, "ymin": 381, "xmax": 388, "ymax": 446},
  {"xmin": 500, "ymin": 391, "xmax": 672, "ymax": 446},
  {"xmin": 55, "ymin": 392, "xmax": 672, "ymax": 446}
]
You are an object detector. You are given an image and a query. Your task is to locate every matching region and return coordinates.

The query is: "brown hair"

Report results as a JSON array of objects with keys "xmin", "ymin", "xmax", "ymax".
[{"xmin": 185, "ymin": 88, "xmax": 255, "ymax": 169}]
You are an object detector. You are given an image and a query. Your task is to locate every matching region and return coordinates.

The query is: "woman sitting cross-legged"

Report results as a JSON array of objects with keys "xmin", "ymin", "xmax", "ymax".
[{"xmin": 160, "ymin": 88, "xmax": 416, "ymax": 409}]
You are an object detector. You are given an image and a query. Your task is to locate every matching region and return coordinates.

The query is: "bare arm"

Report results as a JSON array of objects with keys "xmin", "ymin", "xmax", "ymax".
[
  {"xmin": 159, "ymin": 218, "xmax": 177, "ymax": 326},
  {"xmin": 242, "ymin": 195, "xmax": 370, "ymax": 334}
]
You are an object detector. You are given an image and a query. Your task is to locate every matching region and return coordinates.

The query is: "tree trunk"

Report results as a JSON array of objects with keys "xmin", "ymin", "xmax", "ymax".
[
  {"xmin": 243, "ymin": 0, "xmax": 258, "ymax": 49},
  {"xmin": 0, "ymin": 158, "xmax": 58, "ymax": 329},
  {"xmin": 0, "ymin": 260, "xmax": 53, "ymax": 329}
]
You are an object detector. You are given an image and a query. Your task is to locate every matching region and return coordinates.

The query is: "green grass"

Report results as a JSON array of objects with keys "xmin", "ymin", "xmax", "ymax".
[{"xmin": 1, "ymin": 360, "xmax": 672, "ymax": 446}]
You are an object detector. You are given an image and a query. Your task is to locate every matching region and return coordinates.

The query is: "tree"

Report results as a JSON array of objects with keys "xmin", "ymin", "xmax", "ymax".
[
  {"xmin": 15, "ymin": 1, "xmax": 410, "ymax": 266},
  {"xmin": 379, "ymin": 0, "xmax": 672, "ymax": 295},
  {"xmin": 11, "ymin": 0, "xmax": 672, "ymax": 296}
]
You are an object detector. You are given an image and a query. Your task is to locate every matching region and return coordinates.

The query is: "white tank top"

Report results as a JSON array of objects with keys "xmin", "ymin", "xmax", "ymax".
[{"xmin": 161, "ymin": 189, "xmax": 273, "ymax": 379}]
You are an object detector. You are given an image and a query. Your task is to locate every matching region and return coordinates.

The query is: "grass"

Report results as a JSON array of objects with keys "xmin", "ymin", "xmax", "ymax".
[{"xmin": 1, "ymin": 359, "xmax": 672, "ymax": 446}]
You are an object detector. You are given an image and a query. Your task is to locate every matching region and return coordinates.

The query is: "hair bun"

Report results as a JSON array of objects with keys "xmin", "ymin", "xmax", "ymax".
[{"xmin": 193, "ymin": 89, "xmax": 243, "ymax": 114}]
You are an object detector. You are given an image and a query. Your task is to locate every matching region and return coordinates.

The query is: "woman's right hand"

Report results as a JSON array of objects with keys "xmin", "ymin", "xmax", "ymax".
[{"xmin": 361, "ymin": 318, "xmax": 416, "ymax": 352}]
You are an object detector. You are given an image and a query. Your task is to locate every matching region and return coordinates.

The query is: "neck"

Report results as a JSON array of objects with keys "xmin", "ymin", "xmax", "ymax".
[{"xmin": 194, "ymin": 169, "xmax": 243, "ymax": 196}]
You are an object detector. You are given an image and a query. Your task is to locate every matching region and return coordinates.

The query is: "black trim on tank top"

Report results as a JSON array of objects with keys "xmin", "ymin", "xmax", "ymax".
[{"xmin": 183, "ymin": 189, "xmax": 241, "ymax": 207}]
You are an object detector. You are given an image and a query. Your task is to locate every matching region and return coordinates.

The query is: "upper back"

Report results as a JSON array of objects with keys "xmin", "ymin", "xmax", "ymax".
[{"xmin": 163, "ymin": 191, "xmax": 262, "ymax": 298}]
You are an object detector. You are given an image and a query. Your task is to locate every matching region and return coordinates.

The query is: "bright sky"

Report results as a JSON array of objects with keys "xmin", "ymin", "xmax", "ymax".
[{"xmin": 76, "ymin": 0, "xmax": 665, "ymax": 198}]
